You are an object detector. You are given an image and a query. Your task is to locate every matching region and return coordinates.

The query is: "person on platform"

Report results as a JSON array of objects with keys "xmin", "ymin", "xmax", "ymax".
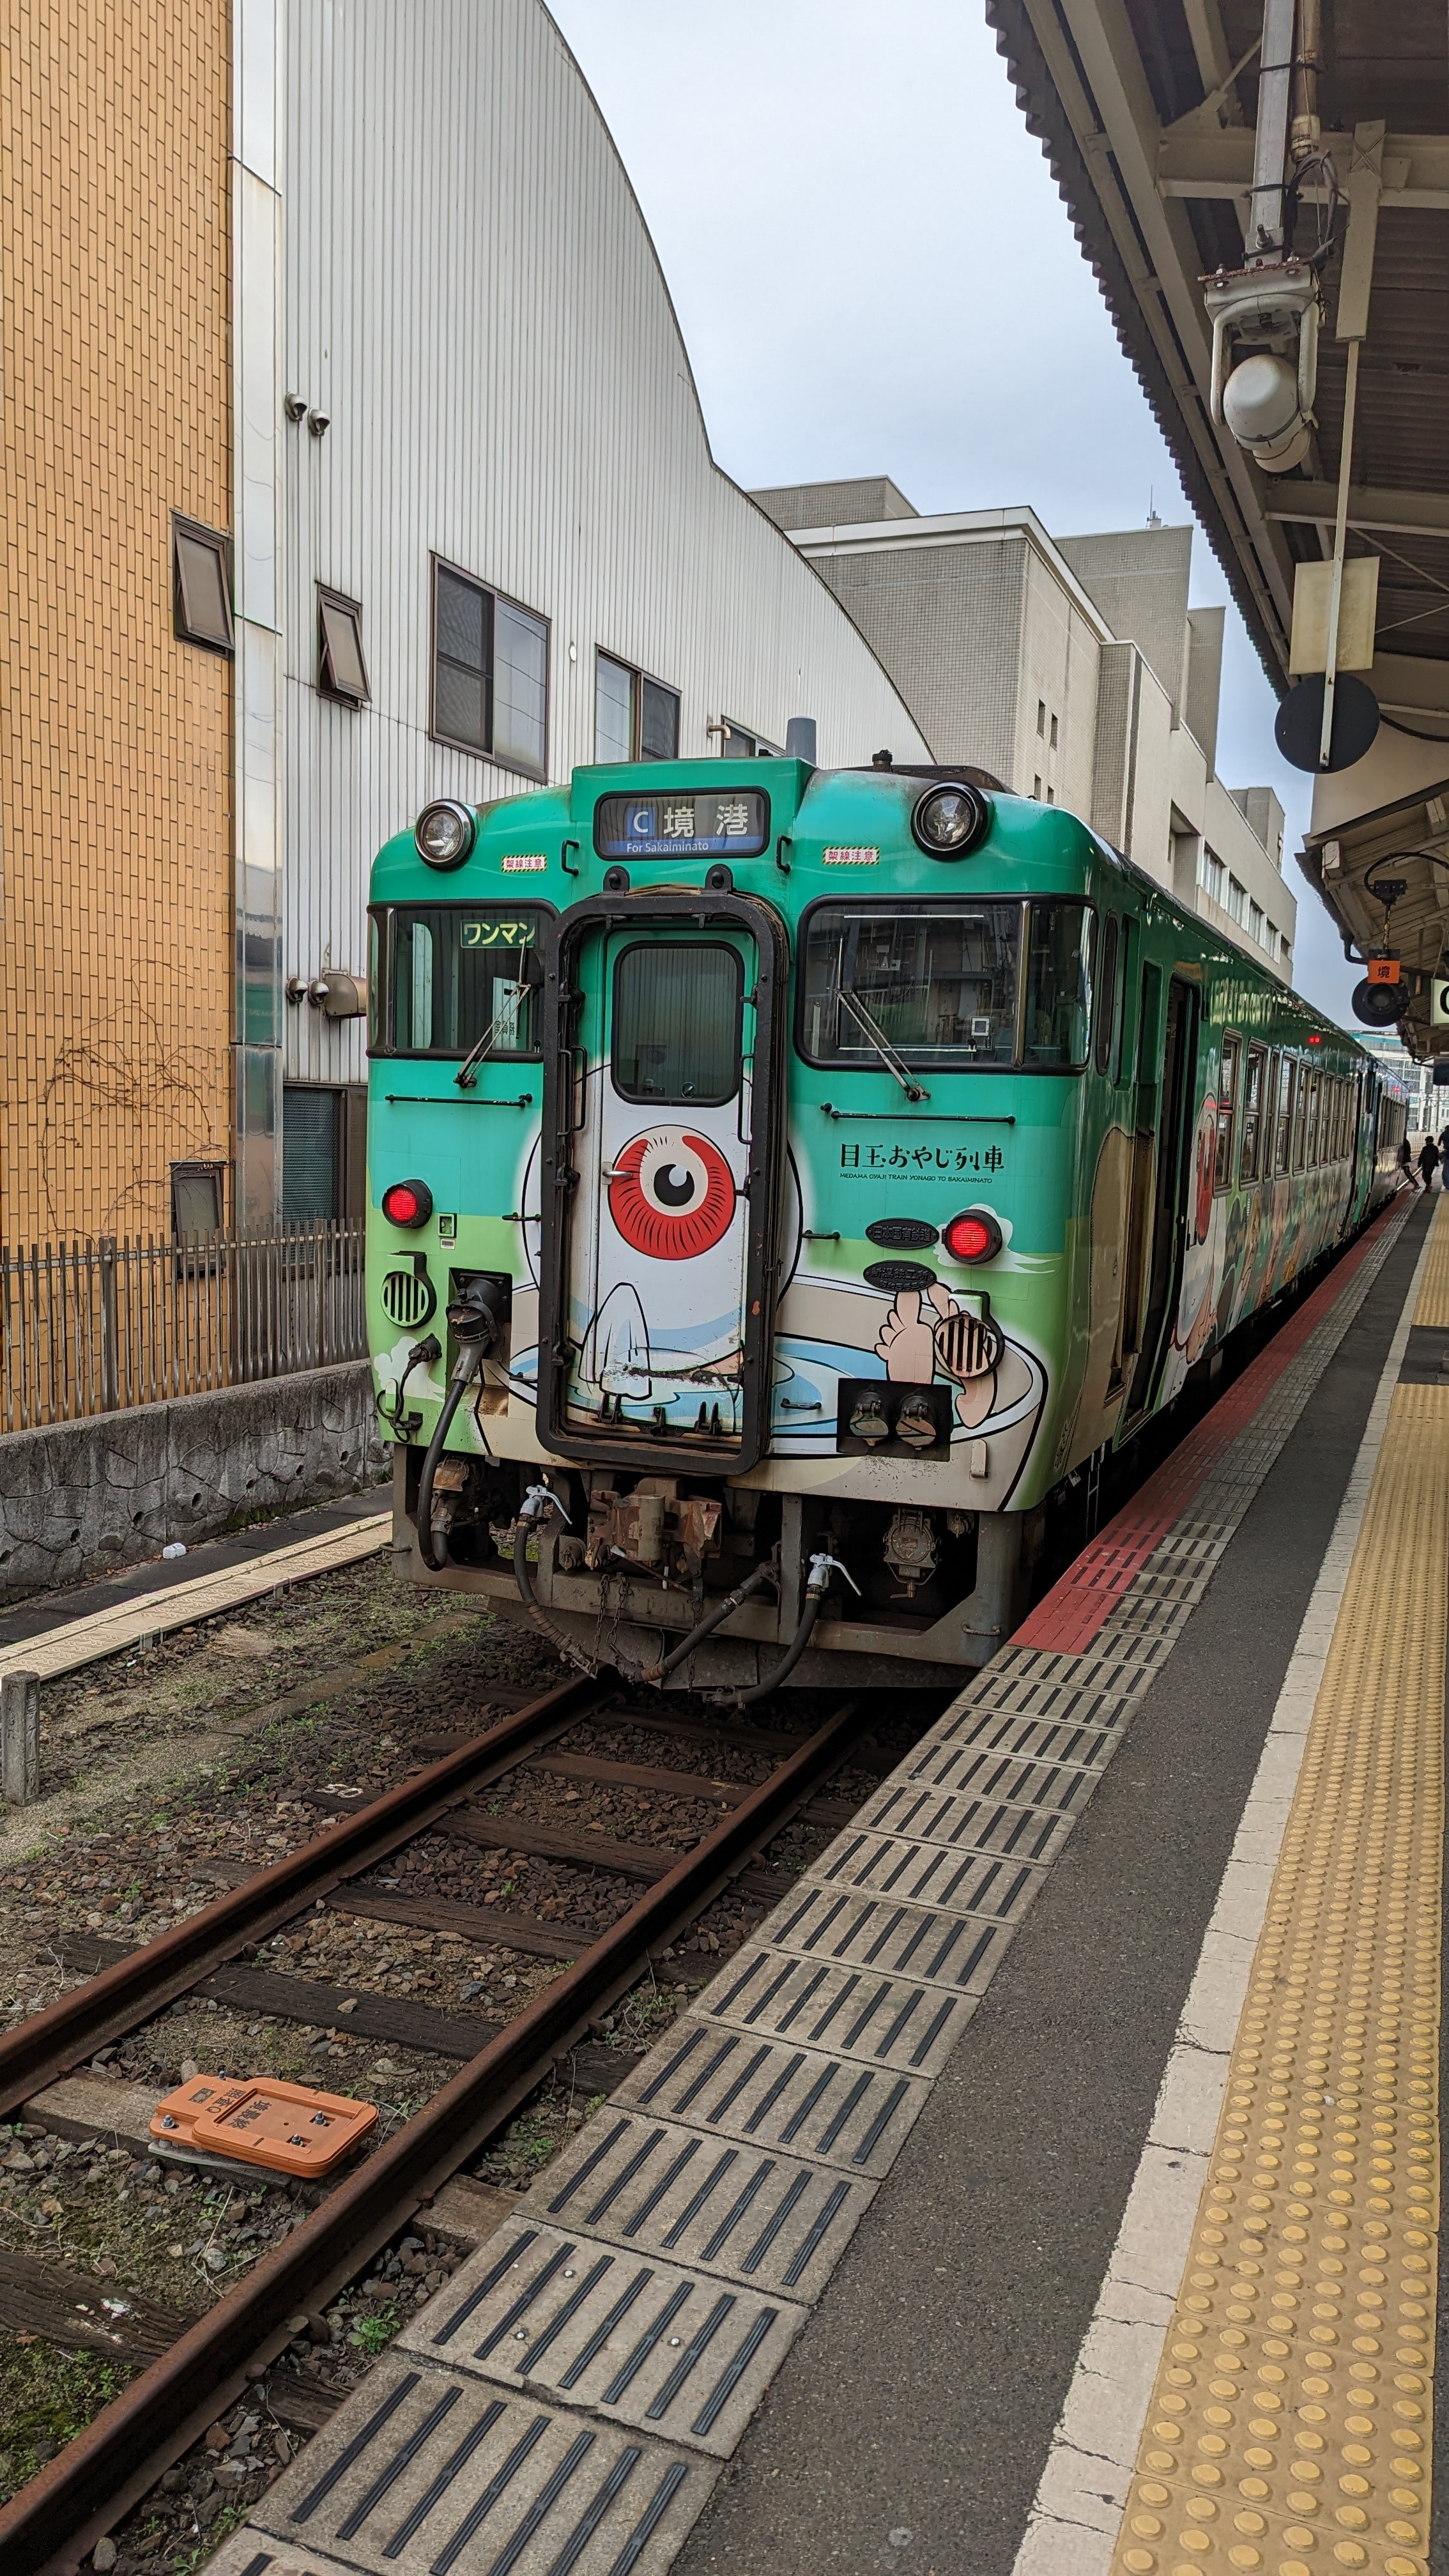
[
  {"xmin": 1418, "ymin": 1134, "xmax": 1441, "ymax": 1192},
  {"xmin": 1400, "ymin": 1137, "xmax": 1420, "ymax": 1188}
]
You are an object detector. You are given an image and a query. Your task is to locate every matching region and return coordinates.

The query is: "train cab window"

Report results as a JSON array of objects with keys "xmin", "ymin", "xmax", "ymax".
[
  {"xmin": 1216, "ymin": 1035, "xmax": 1241, "ymax": 1186},
  {"xmin": 375, "ymin": 903, "xmax": 548, "ymax": 1057},
  {"xmin": 799, "ymin": 899, "xmax": 1092, "ymax": 1073},
  {"xmin": 612, "ymin": 941, "xmax": 742, "ymax": 1103},
  {"xmin": 1240, "ymin": 1045, "xmax": 1266, "ymax": 1181},
  {"xmin": 801, "ymin": 901, "xmax": 1020, "ymax": 1068},
  {"xmin": 1092, "ymin": 917, "xmax": 1119, "ymax": 1075}
]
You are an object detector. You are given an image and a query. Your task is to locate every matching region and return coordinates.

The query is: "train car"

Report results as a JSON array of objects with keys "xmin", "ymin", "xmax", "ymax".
[{"xmin": 365, "ymin": 756, "xmax": 1403, "ymax": 1695}]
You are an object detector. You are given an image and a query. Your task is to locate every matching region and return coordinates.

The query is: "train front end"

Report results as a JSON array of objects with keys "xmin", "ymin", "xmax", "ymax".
[{"xmin": 367, "ymin": 758, "xmax": 1104, "ymax": 1691}]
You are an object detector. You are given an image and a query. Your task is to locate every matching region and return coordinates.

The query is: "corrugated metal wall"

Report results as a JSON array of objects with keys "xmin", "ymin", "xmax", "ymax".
[{"xmin": 281, "ymin": 0, "xmax": 928, "ymax": 1089}]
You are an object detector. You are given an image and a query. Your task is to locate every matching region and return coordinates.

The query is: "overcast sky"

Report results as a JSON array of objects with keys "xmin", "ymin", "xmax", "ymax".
[{"xmin": 548, "ymin": 0, "xmax": 1359, "ymax": 1023}]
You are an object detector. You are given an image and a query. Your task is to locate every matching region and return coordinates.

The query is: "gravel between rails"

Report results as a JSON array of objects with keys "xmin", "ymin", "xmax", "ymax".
[{"xmin": 0, "ymin": 1547, "xmax": 939, "ymax": 2572}]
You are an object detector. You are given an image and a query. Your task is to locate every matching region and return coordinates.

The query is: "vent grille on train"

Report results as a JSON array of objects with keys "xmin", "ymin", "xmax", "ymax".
[
  {"xmin": 933, "ymin": 1310, "xmax": 1003, "ymax": 1383},
  {"xmin": 380, "ymin": 1264, "xmax": 434, "ymax": 1330}
]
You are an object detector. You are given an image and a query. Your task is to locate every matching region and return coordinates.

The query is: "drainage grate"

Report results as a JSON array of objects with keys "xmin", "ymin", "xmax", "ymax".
[
  {"xmin": 614, "ymin": 2023, "xmax": 930, "ymax": 2175},
  {"xmin": 802, "ymin": 1832, "xmax": 1043, "ymax": 1926},
  {"xmin": 850, "ymin": 1781, "xmax": 1078, "ymax": 1863},
  {"xmin": 898, "ymin": 1746, "xmax": 1098, "ymax": 1811},
  {"xmin": 407, "ymin": 2223, "xmax": 804, "ymax": 2458},
  {"xmin": 241, "ymin": 2357, "xmax": 712, "ymax": 2575},
  {"xmin": 769, "ymin": 1885, "xmax": 1016, "ymax": 1990},
  {"xmin": 694, "ymin": 1949, "xmax": 969, "ymax": 2074},
  {"xmin": 519, "ymin": 2112, "xmax": 875, "ymax": 2301}
]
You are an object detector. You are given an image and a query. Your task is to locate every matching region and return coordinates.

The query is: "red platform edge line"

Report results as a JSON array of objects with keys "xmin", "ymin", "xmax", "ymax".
[{"xmin": 1011, "ymin": 1197, "xmax": 1407, "ymax": 1657}]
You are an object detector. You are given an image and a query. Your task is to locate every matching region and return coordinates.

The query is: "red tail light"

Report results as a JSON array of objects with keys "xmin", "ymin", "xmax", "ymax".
[
  {"xmin": 941, "ymin": 1208, "xmax": 1002, "ymax": 1264},
  {"xmin": 381, "ymin": 1179, "xmax": 433, "ymax": 1229}
]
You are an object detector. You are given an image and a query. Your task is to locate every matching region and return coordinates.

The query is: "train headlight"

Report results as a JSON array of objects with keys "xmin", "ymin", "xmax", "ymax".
[
  {"xmin": 911, "ymin": 781, "xmax": 988, "ymax": 859},
  {"xmin": 415, "ymin": 800, "xmax": 477, "ymax": 868},
  {"xmin": 381, "ymin": 1178, "xmax": 433, "ymax": 1229},
  {"xmin": 942, "ymin": 1208, "xmax": 1002, "ymax": 1264}
]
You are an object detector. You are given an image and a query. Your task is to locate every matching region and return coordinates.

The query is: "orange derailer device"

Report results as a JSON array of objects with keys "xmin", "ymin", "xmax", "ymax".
[{"xmin": 151, "ymin": 2074, "xmax": 379, "ymax": 2177}]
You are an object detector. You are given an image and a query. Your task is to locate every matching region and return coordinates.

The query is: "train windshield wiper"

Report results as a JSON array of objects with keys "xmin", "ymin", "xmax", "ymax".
[
  {"xmin": 833, "ymin": 984, "xmax": 930, "ymax": 1103},
  {"xmin": 455, "ymin": 981, "xmax": 530, "ymax": 1090}
]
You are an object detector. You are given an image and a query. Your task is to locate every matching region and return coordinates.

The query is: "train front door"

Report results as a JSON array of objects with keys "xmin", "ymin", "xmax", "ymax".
[
  {"xmin": 538, "ymin": 891, "xmax": 786, "ymax": 1472},
  {"xmin": 1124, "ymin": 972, "xmax": 1198, "ymax": 1421}
]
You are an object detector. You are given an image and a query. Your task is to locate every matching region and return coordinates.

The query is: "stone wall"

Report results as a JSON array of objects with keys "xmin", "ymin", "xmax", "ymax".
[{"xmin": 0, "ymin": 1361, "xmax": 387, "ymax": 1605}]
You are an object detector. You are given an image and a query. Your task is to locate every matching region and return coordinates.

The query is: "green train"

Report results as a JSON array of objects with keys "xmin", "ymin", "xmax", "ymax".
[{"xmin": 365, "ymin": 756, "xmax": 1404, "ymax": 1694}]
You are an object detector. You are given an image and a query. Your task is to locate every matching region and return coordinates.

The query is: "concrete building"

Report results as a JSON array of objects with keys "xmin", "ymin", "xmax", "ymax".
[
  {"xmin": 1, "ymin": 0, "xmax": 925, "ymax": 1247},
  {"xmin": 755, "ymin": 480, "xmax": 1294, "ymax": 979}
]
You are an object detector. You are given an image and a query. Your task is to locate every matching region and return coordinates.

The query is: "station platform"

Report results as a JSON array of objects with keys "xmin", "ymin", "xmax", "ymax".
[{"xmin": 213, "ymin": 1185, "xmax": 1441, "ymax": 2576}]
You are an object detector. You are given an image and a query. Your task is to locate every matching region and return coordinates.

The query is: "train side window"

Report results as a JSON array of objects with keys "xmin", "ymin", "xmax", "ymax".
[
  {"xmin": 612, "ymin": 940, "xmax": 742, "ymax": 1104},
  {"xmin": 1092, "ymin": 916, "xmax": 1118, "ymax": 1075},
  {"xmin": 1307, "ymin": 1072, "xmax": 1322, "ymax": 1165},
  {"xmin": 1240, "ymin": 1045, "xmax": 1266, "ymax": 1181},
  {"xmin": 1093, "ymin": 917, "xmax": 1119, "ymax": 1075},
  {"xmin": 1112, "ymin": 917, "xmax": 1135, "ymax": 1082},
  {"xmin": 1021, "ymin": 902, "xmax": 1094, "ymax": 1068},
  {"xmin": 1291, "ymin": 1062, "xmax": 1308, "ymax": 1171},
  {"xmin": 1216, "ymin": 1034, "xmax": 1241, "ymax": 1186},
  {"xmin": 1273, "ymin": 1055, "xmax": 1293, "ymax": 1175}
]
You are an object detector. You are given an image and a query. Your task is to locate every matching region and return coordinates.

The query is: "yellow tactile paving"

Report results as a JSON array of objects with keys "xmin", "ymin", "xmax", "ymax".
[{"xmin": 1109, "ymin": 1208, "xmax": 1446, "ymax": 2576}]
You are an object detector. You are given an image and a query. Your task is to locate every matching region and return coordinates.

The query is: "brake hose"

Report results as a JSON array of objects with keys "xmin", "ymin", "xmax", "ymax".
[
  {"xmin": 641, "ymin": 1556, "xmax": 780, "ymax": 1685},
  {"xmin": 511, "ymin": 1484, "xmax": 602, "ymax": 1676},
  {"xmin": 416, "ymin": 1346, "xmax": 482, "ymax": 1570},
  {"xmin": 716, "ymin": 1551, "xmax": 859, "ymax": 1707}
]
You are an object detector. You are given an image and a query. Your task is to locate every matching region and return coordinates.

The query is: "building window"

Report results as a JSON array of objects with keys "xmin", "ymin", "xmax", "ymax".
[
  {"xmin": 718, "ymin": 719, "xmax": 782, "ymax": 757},
  {"xmin": 318, "ymin": 586, "xmax": 371, "ymax": 705},
  {"xmin": 1032, "ymin": 775, "xmax": 1042, "ymax": 801},
  {"xmin": 172, "ymin": 516, "xmax": 234, "ymax": 653},
  {"xmin": 1048, "ymin": 712, "xmax": 1058, "ymax": 751},
  {"xmin": 1249, "ymin": 898, "xmax": 1264, "ymax": 946},
  {"xmin": 1226, "ymin": 875, "xmax": 1247, "ymax": 926},
  {"xmin": 282, "ymin": 1084, "xmax": 367, "ymax": 1221},
  {"xmin": 1036, "ymin": 698, "xmax": 1046, "ymax": 735},
  {"xmin": 594, "ymin": 652, "xmax": 680, "ymax": 762},
  {"xmin": 170, "ymin": 1160, "xmax": 225, "ymax": 1239},
  {"xmin": 1046, "ymin": 785, "xmax": 1055, "ymax": 805},
  {"xmin": 1198, "ymin": 846, "xmax": 1225, "ymax": 905},
  {"xmin": 431, "ymin": 558, "xmax": 548, "ymax": 776}
]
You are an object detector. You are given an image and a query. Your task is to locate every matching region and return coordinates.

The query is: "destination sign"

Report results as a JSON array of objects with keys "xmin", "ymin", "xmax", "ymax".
[{"xmin": 594, "ymin": 788, "xmax": 770, "ymax": 859}]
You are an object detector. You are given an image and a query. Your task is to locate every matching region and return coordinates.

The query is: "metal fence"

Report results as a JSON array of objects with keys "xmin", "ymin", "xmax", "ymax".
[{"xmin": 0, "ymin": 1220, "xmax": 367, "ymax": 1433}]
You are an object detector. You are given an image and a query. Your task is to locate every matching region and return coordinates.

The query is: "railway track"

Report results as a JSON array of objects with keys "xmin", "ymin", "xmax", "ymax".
[{"xmin": 0, "ymin": 1669, "xmax": 908, "ymax": 2575}]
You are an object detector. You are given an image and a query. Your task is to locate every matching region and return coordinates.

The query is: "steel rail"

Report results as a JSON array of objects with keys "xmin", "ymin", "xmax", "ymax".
[
  {"xmin": 2, "ymin": 1692, "xmax": 866, "ymax": 2576},
  {"xmin": 0, "ymin": 1669, "xmax": 608, "ymax": 2117}
]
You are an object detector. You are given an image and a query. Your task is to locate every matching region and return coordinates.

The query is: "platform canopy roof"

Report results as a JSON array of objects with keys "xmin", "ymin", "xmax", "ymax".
[{"xmin": 986, "ymin": 0, "xmax": 1449, "ymax": 1039}]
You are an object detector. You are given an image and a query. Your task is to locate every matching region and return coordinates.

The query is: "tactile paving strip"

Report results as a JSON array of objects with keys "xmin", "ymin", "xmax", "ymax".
[
  {"xmin": 231, "ymin": 2356, "xmax": 714, "ymax": 2575},
  {"xmin": 518, "ymin": 2109, "xmax": 876, "ymax": 2300},
  {"xmin": 220, "ymin": 1199, "xmax": 1413, "ymax": 2576},
  {"xmin": 402, "ymin": 2220, "xmax": 804, "ymax": 2458},
  {"xmin": 1106, "ymin": 1227, "xmax": 1445, "ymax": 2576}
]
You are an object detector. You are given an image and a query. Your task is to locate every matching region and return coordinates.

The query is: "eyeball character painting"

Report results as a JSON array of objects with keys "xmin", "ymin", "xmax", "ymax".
[
  {"xmin": 607, "ymin": 1130, "xmax": 736, "ymax": 1261},
  {"xmin": 566, "ymin": 1103, "xmax": 749, "ymax": 1434}
]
